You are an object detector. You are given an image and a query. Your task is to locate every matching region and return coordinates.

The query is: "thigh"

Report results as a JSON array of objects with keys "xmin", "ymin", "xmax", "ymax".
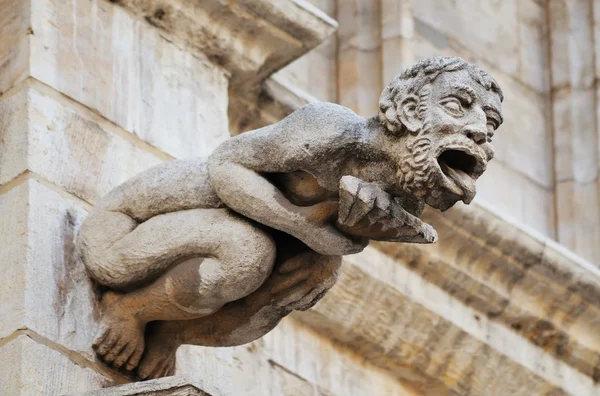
[{"xmin": 94, "ymin": 208, "xmax": 276, "ymax": 291}]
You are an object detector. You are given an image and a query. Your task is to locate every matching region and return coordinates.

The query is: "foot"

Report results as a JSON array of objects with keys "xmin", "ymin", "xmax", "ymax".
[
  {"xmin": 93, "ymin": 291, "xmax": 146, "ymax": 371},
  {"xmin": 137, "ymin": 322, "xmax": 180, "ymax": 380},
  {"xmin": 270, "ymin": 251, "xmax": 341, "ymax": 311}
]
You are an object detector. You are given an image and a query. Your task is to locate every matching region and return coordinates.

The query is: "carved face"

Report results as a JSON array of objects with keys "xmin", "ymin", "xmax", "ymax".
[{"xmin": 393, "ymin": 69, "xmax": 503, "ymax": 211}]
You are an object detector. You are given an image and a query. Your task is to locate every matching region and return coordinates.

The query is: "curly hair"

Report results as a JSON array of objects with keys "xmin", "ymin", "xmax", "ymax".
[{"xmin": 378, "ymin": 56, "xmax": 503, "ymax": 134}]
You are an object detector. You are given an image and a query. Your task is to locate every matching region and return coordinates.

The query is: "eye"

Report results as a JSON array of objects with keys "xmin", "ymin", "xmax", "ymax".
[{"xmin": 440, "ymin": 98, "xmax": 464, "ymax": 116}]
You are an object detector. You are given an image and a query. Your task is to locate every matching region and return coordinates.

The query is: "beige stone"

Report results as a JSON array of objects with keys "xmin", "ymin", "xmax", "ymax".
[
  {"xmin": 80, "ymin": 376, "xmax": 212, "ymax": 396},
  {"xmin": 556, "ymin": 181, "xmax": 600, "ymax": 265},
  {"xmin": 0, "ymin": 0, "xmax": 30, "ymax": 95},
  {"xmin": 0, "ymin": 80, "xmax": 167, "ymax": 203},
  {"xmin": 0, "ymin": 335, "xmax": 111, "ymax": 395},
  {"xmin": 30, "ymin": 0, "xmax": 229, "ymax": 159},
  {"xmin": 549, "ymin": 0, "xmax": 600, "ymax": 264},
  {"xmin": 252, "ymin": 318, "xmax": 424, "ymax": 396},
  {"xmin": 475, "ymin": 160, "xmax": 556, "ymax": 238},
  {"xmin": 381, "ymin": 0, "xmax": 415, "ymax": 85},
  {"xmin": 518, "ymin": 0, "xmax": 550, "ymax": 93},
  {"xmin": 412, "ymin": 0, "xmax": 551, "ymax": 93},
  {"xmin": 0, "ymin": 177, "xmax": 96, "ymax": 360},
  {"xmin": 553, "ymin": 89, "xmax": 598, "ymax": 184}
]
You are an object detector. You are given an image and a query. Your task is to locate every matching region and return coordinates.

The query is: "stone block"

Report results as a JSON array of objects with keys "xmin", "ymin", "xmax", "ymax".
[
  {"xmin": 250, "ymin": 318, "xmax": 423, "ymax": 396},
  {"xmin": 336, "ymin": 0, "xmax": 381, "ymax": 52},
  {"xmin": 413, "ymin": 0, "xmax": 520, "ymax": 80},
  {"xmin": 0, "ymin": 86, "xmax": 29, "ymax": 187},
  {"xmin": 274, "ymin": 39, "xmax": 337, "ymax": 103},
  {"xmin": 381, "ymin": 0, "xmax": 414, "ymax": 82},
  {"xmin": 0, "ymin": 82, "xmax": 166, "ymax": 203},
  {"xmin": 475, "ymin": 160, "xmax": 555, "ymax": 238},
  {"xmin": 0, "ymin": 0, "xmax": 231, "ymax": 159},
  {"xmin": 553, "ymin": 89, "xmax": 599, "ymax": 184},
  {"xmin": 550, "ymin": 0, "xmax": 596, "ymax": 90},
  {"xmin": 556, "ymin": 180, "xmax": 600, "ymax": 264},
  {"xmin": 0, "ymin": 178, "xmax": 98, "ymax": 361},
  {"xmin": 337, "ymin": 46, "xmax": 383, "ymax": 116},
  {"xmin": 0, "ymin": 335, "xmax": 110, "ymax": 395},
  {"xmin": 518, "ymin": 0, "xmax": 550, "ymax": 93},
  {"xmin": 413, "ymin": 0, "xmax": 549, "ymax": 93},
  {"xmin": 174, "ymin": 346, "xmax": 233, "ymax": 396},
  {"xmin": 81, "ymin": 377, "xmax": 213, "ymax": 396},
  {"xmin": 0, "ymin": 0, "xmax": 30, "ymax": 95}
]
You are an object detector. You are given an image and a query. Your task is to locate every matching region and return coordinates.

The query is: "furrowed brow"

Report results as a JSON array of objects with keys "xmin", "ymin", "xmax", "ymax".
[
  {"xmin": 447, "ymin": 84, "xmax": 477, "ymax": 104},
  {"xmin": 483, "ymin": 105, "xmax": 504, "ymax": 125}
]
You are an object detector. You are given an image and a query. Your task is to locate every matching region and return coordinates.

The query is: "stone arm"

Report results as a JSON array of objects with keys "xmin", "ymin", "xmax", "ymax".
[{"xmin": 207, "ymin": 103, "xmax": 367, "ymax": 256}]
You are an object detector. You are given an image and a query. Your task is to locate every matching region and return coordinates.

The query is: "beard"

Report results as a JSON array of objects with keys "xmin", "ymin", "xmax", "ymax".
[{"xmin": 396, "ymin": 125, "xmax": 439, "ymax": 199}]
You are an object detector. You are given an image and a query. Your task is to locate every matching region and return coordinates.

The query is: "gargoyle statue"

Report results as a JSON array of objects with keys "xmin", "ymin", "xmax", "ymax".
[{"xmin": 77, "ymin": 56, "xmax": 504, "ymax": 379}]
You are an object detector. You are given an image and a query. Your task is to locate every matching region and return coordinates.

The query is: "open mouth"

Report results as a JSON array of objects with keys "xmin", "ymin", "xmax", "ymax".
[{"xmin": 437, "ymin": 149, "xmax": 480, "ymax": 204}]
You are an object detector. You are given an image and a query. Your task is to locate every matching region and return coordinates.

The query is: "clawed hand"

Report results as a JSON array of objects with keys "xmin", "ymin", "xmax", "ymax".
[{"xmin": 337, "ymin": 176, "xmax": 437, "ymax": 244}]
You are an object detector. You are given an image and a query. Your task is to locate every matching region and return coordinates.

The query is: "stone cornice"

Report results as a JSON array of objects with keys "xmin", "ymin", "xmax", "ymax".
[
  {"xmin": 81, "ymin": 376, "xmax": 216, "ymax": 395},
  {"xmin": 292, "ymin": 201, "xmax": 600, "ymax": 394},
  {"xmin": 111, "ymin": 0, "xmax": 337, "ymax": 93}
]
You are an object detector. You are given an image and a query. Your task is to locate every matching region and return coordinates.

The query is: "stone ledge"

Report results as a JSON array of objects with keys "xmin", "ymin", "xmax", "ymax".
[
  {"xmin": 79, "ymin": 376, "xmax": 215, "ymax": 396},
  {"xmin": 112, "ymin": 0, "xmax": 337, "ymax": 94},
  {"xmin": 292, "ymin": 201, "xmax": 600, "ymax": 395}
]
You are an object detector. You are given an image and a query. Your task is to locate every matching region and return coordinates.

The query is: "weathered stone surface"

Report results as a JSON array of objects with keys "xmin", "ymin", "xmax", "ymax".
[
  {"xmin": 0, "ymin": 80, "xmax": 167, "ymax": 203},
  {"xmin": 0, "ymin": 336, "xmax": 111, "ymax": 395},
  {"xmin": 549, "ymin": 0, "xmax": 600, "ymax": 264},
  {"xmin": 412, "ymin": 0, "xmax": 548, "ymax": 93},
  {"xmin": 81, "ymin": 377, "xmax": 212, "ymax": 396},
  {"xmin": 293, "ymin": 195, "xmax": 600, "ymax": 395},
  {"xmin": 381, "ymin": 0, "xmax": 414, "ymax": 84},
  {"xmin": 0, "ymin": 177, "xmax": 95, "ymax": 359},
  {"xmin": 0, "ymin": 0, "xmax": 30, "ymax": 96},
  {"xmin": 249, "ymin": 318, "xmax": 425, "ymax": 395},
  {"xmin": 29, "ymin": 0, "xmax": 229, "ymax": 159},
  {"xmin": 112, "ymin": 0, "xmax": 337, "ymax": 93},
  {"xmin": 475, "ymin": 160, "xmax": 555, "ymax": 238},
  {"xmin": 336, "ymin": 0, "xmax": 383, "ymax": 116}
]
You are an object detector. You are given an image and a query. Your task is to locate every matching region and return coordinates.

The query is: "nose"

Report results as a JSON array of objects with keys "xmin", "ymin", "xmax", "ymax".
[{"xmin": 463, "ymin": 125, "xmax": 487, "ymax": 144}]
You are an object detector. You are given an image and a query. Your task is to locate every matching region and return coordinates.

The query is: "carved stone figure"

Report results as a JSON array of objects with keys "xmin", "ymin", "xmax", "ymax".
[{"xmin": 77, "ymin": 56, "xmax": 504, "ymax": 380}]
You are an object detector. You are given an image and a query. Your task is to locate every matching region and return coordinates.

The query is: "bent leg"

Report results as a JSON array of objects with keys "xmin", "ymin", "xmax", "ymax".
[
  {"xmin": 90, "ymin": 208, "xmax": 276, "ymax": 371},
  {"xmin": 137, "ymin": 245, "xmax": 342, "ymax": 379}
]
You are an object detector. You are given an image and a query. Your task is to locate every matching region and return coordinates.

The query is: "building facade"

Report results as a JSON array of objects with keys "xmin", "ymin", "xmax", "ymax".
[{"xmin": 1, "ymin": 0, "xmax": 600, "ymax": 395}]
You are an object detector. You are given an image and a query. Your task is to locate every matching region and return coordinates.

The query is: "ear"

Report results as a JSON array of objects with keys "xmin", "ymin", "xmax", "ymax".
[{"xmin": 397, "ymin": 95, "xmax": 423, "ymax": 133}]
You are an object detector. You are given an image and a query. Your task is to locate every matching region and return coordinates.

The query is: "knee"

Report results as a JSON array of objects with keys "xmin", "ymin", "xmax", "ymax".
[
  {"xmin": 219, "ymin": 227, "xmax": 276, "ymax": 301},
  {"xmin": 166, "ymin": 257, "xmax": 225, "ymax": 315},
  {"xmin": 77, "ymin": 209, "xmax": 138, "ymax": 289}
]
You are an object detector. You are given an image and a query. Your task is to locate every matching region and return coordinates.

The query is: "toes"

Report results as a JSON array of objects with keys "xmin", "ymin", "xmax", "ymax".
[
  {"xmin": 96, "ymin": 331, "xmax": 119, "ymax": 357},
  {"xmin": 113, "ymin": 342, "xmax": 136, "ymax": 369},
  {"xmin": 278, "ymin": 255, "xmax": 307, "ymax": 274},
  {"xmin": 125, "ymin": 343, "xmax": 145, "ymax": 372},
  {"xmin": 166, "ymin": 359, "xmax": 176, "ymax": 376},
  {"xmin": 147, "ymin": 359, "xmax": 167, "ymax": 380},
  {"xmin": 137, "ymin": 357, "xmax": 156, "ymax": 380},
  {"xmin": 274, "ymin": 281, "xmax": 313, "ymax": 307},
  {"xmin": 104, "ymin": 339, "xmax": 127, "ymax": 364},
  {"xmin": 92, "ymin": 328, "xmax": 110, "ymax": 350},
  {"xmin": 161, "ymin": 360, "xmax": 175, "ymax": 378},
  {"xmin": 290, "ymin": 287, "xmax": 328, "ymax": 311},
  {"xmin": 271, "ymin": 268, "xmax": 311, "ymax": 294}
]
